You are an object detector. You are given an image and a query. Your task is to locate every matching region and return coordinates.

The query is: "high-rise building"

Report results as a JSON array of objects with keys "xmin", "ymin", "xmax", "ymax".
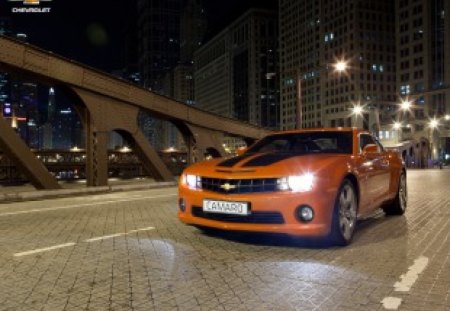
[
  {"xmin": 0, "ymin": 18, "xmax": 12, "ymax": 110},
  {"xmin": 137, "ymin": 0, "xmax": 184, "ymax": 150},
  {"xmin": 396, "ymin": 0, "xmax": 450, "ymax": 159},
  {"xmin": 279, "ymin": 0, "xmax": 397, "ymax": 131},
  {"xmin": 180, "ymin": 0, "xmax": 207, "ymax": 64},
  {"xmin": 137, "ymin": 0, "xmax": 184, "ymax": 91},
  {"xmin": 195, "ymin": 9, "xmax": 279, "ymax": 129},
  {"xmin": 42, "ymin": 87, "xmax": 55, "ymax": 149},
  {"xmin": 52, "ymin": 107, "xmax": 83, "ymax": 149}
]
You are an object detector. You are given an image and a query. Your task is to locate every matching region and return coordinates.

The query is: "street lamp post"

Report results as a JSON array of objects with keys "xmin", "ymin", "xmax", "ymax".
[
  {"xmin": 393, "ymin": 122, "xmax": 401, "ymax": 143},
  {"xmin": 429, "ymin": 118, "xmax": 439, "ymax": 166},
  {"xmin": 295, "ymin": 71, "xmax": 302, "ymax": 129}
]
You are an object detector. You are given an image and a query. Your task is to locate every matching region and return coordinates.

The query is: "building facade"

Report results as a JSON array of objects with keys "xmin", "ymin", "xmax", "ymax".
[
  {"xmin": 137, "ymin": 0, "xmax": 184, "ymax": 91},
  {"xmin": 395, "ymin": 0, "xmax": 450, "ymax": 161},
  {"xmin": 194, "ymin": 9, "xmax": 279, "ymax": 129},
  {"xmin": 279, "ymin": 0, "xmax": 397, "ymax": 131}
]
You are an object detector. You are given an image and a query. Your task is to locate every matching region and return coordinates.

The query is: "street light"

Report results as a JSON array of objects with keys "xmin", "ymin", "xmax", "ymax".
[
  {"xmin": 429, "ymin": 118, "xmax": 439, "ymax": 129},
  {"xmin": 399, "ymin": 99, "xmax": 412, "ymax": 111},
  {"xmin": 350, "ymin": 103, "xmax": 366, "ymax": 127},
  {"xmin": 296, "ymin": 58, "xmax": 350, "ymax": 129},
  {"xmin": 351, "ymin": 104, "xmax": 364, "ymax": 116},
  {"xmin": 333, "ymin": 60, "xmax": 349, "ymax": 73},
  {"xmin": 393, "ymin": 122, "xmax": 402, "ymax": 130}
]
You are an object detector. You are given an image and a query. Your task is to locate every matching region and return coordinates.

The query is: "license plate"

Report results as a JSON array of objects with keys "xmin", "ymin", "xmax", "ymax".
[{"xmin": 203, "ymin": 199, "xmax": 249, "ymax": 215}]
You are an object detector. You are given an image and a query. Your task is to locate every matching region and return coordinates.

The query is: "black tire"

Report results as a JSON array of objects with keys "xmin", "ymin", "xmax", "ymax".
[
  {"xmin": 329, "ymin": 179, "xmax": 358, "ymax": 246},
  {"xmin": 383, "ymin": 172, "xmax": 407, "ymax": 215}
]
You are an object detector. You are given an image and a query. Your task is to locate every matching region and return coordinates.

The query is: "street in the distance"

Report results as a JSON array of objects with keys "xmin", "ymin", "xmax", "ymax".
[{"xmin": 0, "ymin": 169, "xmax": 449, "ymax": 311}]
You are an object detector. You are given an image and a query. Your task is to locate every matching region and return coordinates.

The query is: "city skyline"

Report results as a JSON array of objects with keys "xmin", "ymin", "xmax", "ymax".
[{"xmin": 0, "ymin": 0, "xmax": 449, "ymax": 162}]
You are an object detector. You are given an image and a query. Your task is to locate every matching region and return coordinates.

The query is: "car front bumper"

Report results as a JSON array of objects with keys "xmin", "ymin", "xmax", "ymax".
[{"xmin": 178, "ymin": 185, "xmax": 338, "ymax": 237}]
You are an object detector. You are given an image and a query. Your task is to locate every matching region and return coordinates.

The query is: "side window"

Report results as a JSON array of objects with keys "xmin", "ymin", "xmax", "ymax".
[
  {"xmin": 374, "ymin": 138, "xmax": 385, "ymax": 152},
  {"xmin": 359, "ymin": 134, "xmax": 376, "ymax": 153}
]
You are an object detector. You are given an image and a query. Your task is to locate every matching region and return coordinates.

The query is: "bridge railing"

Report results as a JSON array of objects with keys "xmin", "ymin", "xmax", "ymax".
[{"xmin": 0, "ymin": 149, "xmax": 188, "ymax": 184}]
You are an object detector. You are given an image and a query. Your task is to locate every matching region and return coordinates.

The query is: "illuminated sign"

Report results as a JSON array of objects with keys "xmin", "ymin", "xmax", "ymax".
[
  {"xmin": 8, "ymin": 0, "xmax": 52, "ymax": 13},
  {"xmin": 8, "ymin": 0, "xmax": 51, "ymax": 5},
  {"xmin": 2, "ymin": 103, "xmax": 12, "ymax": 118}
]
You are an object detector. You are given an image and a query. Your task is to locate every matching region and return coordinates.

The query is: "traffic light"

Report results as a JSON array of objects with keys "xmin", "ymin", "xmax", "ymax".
[{"xmin": 2, "ymin": 102, "xmax": 12, "ymax": 118}]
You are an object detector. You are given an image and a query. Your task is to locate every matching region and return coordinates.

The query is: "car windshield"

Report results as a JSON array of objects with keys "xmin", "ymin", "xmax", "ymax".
[{"xmin": 246, "ymin": 131, "xmax": 353, "ymax": 155}]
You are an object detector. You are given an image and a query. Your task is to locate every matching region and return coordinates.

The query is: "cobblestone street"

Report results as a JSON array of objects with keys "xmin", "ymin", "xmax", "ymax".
[{"xmin": 0, "ymin": 169, "xmax": 449, "ymax": 311}]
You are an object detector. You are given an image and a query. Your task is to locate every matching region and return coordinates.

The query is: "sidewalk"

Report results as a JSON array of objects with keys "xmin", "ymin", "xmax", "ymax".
[{"xmin": 0, "ymin": 177, "xmax": 178, "ymax": 203}]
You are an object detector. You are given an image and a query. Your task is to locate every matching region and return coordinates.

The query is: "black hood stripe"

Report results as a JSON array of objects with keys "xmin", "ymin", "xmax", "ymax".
[
  {"xmin": 241, "ymin": 153, "xmax": 298, "ymax": 167},
  {"xmin": 216, "ymin": 153, "xmax": 255, "ymax": 167}
]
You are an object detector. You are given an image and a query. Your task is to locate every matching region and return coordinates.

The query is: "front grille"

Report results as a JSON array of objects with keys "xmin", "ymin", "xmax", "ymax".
[
  {"xmin": 201, "ymin": 177, "xmax": 279, "ymax": 194},
  {"xmin": 192, "ymin": 206, "xmax": 284, "ymax": 224}
]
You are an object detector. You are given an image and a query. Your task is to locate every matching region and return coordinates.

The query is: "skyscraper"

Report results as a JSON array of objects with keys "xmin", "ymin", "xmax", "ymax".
[
  {"xmin": 396, "ymin": 0, "xmax": 450, "ymax": 159},
  {"xmin": 279, "ymin": 0, "xmax": 397, "ymax": 131},
  {"xmin": 195, "ymin": 9, "xmax": 279, "ymax": 128},
  {"xmin": 0, "ymin": 18, "xmax": 12, "ymax": 111},
  {"xmin": 180, "ymin": 0, "xmax": 207, "ymax": 64},
  {"xmin": 137, "ymin": 0, "xmax": 184, "ymax": 91},
  {"xmin": 42, "ymin": 87, "xmax": 55, "ymax": 149}
]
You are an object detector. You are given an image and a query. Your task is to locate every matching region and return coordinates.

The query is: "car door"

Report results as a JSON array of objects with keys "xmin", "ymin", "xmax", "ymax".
[
  {"xmin": 358, "ymin": 134, "xmax": 390, "ymax": 210},
  {"xmin": 373, "ymin": 139, "xmax": 391, "ymax": 198}
]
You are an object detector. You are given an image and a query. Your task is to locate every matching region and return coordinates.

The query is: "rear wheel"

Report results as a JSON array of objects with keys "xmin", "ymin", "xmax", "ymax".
[
  {"xmin": 383, "ymin": 172, "xmax": 407, "ymax": 215},
  {"xmin": 329, "ymin": 180, "xmax": 358, "ymax": 246}
]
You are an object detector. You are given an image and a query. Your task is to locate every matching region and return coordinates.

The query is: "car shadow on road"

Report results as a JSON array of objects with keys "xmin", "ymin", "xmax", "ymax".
[
  {"xmin": 195, "ymin": 210, "xmax": 408, "ymax": 249},
  {"xmin": 196, "ymin": 226, "xmax": 336, "ymax": 249}
]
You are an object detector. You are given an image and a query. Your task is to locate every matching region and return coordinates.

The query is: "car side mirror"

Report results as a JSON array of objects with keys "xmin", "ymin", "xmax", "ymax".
[
  {"xmin": 236, "ymin": 147, "xmax": 247, "ymax": 156},
  {"xmin": 362, "ymin": 144, "xmax": 379, "ymax": 155}
]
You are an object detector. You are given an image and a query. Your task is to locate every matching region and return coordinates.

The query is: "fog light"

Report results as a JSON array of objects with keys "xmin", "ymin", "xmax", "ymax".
[
  {"xmin": 296, "ymin": 205, "xmax": 314, "ymax": 222},
  {"xmin": 179, "ymin": 198, "xmax": 186, "ymax": 212}
]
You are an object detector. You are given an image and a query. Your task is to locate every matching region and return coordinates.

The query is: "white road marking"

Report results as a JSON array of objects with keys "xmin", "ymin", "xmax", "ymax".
[
  {"xmin": 381, "ymin": 256, "xmax": 429, "ymax": 310},
  {"xmin": 0, "ymin": 194, "xmax": 177, "ymax": 217},
  {"xmin": 85, "ymin": 233, "xmax": 125, "ymax": 242},
  {"xmin": 14, "ymin": 226, "xmax": 156, "ymax": 257},
  {"xmin": 381, "ymin": 297, "xmax": 402, "ymax": 310},
  {"xmin": 394, "ymin": 256, "xmax": 429, "ymax": 292},
  {"xmin": 13, "ymin": 242, "xmax": 75, "ymax": 257},
  {"xmin": 85, "ymin": 226, "xmax": 155, "ymax": 242}
]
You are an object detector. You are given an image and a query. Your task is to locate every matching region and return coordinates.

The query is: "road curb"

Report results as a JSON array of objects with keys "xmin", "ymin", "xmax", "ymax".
[{"xmin": 0, "ymin": 181, "xmax": 178, "ymax": 203}]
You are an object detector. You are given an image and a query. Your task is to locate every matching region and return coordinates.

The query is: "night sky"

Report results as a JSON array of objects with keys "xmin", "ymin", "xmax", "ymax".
[{"xmin": 0, "ymin": 0, "xmax": 277, "ymax": 72}]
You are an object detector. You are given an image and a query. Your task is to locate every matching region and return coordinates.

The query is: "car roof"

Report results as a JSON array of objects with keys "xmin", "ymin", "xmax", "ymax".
[{"xmin": 271, "ymin": 127, "xmax": 366, "ymax": 135}]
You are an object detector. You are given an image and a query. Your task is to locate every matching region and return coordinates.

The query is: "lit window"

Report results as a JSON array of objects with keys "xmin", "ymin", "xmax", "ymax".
[
  {"xmin": 324, "ymin": 32, "xmax": 334, "ymax": 43},
  {"xmin": 400, "ymin": 85, "xmax": 411, "ymax": 95}
]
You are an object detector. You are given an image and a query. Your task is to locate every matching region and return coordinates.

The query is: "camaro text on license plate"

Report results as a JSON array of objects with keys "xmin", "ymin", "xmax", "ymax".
[{"xmin": 203, "ymin": 200, "xmax": 249, "ymax": 215}]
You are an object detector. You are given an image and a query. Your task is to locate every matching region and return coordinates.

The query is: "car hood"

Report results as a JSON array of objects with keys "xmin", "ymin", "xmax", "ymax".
[{"xmin": 183, "ymin": 153, "xmax": 352, "ymax": 178}]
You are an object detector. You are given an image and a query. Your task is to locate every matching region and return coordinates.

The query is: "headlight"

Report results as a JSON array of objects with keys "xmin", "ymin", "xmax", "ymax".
[
  {"xmin": 183, "ymin": 174, "xmax": 202, "ymax": 189},
  {"xmin": 278, "ymin": 173, "xmax": 314, "ymax": 192}
]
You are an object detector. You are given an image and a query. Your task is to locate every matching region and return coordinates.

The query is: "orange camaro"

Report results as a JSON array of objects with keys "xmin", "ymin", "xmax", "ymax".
[{"xmin": 178, "ymin": 128, "xmax": 407, "ymax": 245}]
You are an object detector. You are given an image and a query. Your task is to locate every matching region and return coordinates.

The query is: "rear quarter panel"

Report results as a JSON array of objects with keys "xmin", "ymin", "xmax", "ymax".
[{"xmin": 387, "ymin": 149, "xmax": 405, "ymax": 197}]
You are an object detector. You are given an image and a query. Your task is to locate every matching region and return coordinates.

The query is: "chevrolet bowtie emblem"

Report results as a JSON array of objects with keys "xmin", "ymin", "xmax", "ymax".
[
  {"xmin": 220, "ymin": 183, "xmax": 236, "ymax": 191},
  {"xmin": 8, "ymin": 0, "xmax": 52, "ymax": 5}
]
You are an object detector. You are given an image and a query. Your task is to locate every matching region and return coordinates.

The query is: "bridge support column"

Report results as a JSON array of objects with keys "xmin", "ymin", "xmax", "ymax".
[
  {"xmin": 127, "ymin": 130, "xmax": 173, "ymax": 181},
  {"xmin": 0, "ymin": 116, "xmax": 60, "ymax": 189},
  {"xmin": 185, "ymin": 124, "xmax": 226, "ymax": 162},
  {"xmin": 85, "ymin": 113, "xmax": 109, "ymax": 187},
  {"xmin": 72, "ymin": 87, "xmax": 173, "ymax": 184}
]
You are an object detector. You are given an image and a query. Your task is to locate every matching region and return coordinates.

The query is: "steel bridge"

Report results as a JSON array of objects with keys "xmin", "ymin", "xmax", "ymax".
[{"xmin": 0, "ymin": 35, "xmax": 271, "ymax": 189}]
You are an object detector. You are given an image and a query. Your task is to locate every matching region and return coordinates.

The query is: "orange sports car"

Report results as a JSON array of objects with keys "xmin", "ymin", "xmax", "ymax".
[{"xmin": 178, "ymin": 128, "xmax": 407, "ymax": 245}]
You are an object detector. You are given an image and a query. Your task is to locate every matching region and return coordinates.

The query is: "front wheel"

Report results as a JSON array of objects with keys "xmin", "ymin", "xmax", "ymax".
[
  {"xmin": 383, "ymin": 172, "xmax": 407, "ymax": 215},
  {"xmin": 329, "ymin": 180, "xmax": 358, "ymax": 246}
]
